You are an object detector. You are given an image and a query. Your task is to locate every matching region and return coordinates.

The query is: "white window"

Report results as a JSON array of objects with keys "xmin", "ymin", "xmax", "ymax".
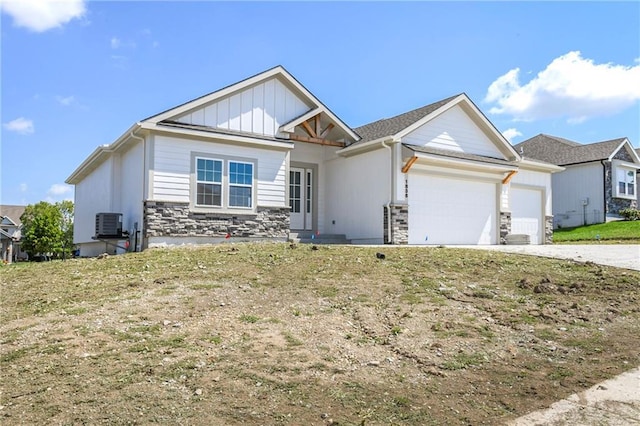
[
  {"xmin": 196, "ymin": 158, "xmax": 222, "ymax": 206},
  {"xmin": 616, "ymin": 167, "xmax": 636, "ymax": 198},
  {"xmin": 193, "ymin": 156, "xmax": 254, "ymax": 210},
  {"xmin": 229, "ymin": 161, "xmax": 253, "ymax": 208}
]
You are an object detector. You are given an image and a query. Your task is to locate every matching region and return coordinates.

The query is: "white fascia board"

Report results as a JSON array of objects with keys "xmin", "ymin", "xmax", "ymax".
[
  {"xmin": 395, "ymin": 94, "xmax": 520, "ymax": 162},
  {"xmin": 277, "ymin": 70, "xmax": 360, "ymax": 142},
  {"xmin": 518, "ymin": 159, "xmax": 565, "ymax": 173},
  {"xmin": 279, "ymin": 107, "xmax": 323, "ymax": 133},
  {"xmin": 336, "ymin": 136, "xmax": 398, "ymax": 157},
  {"xmin": 612, "ymin": 159, "xmax": 640, "ymax": 170},
  {"xmin": 65, "ymin": 123, "xmax": 142, "ymax": 185},
  {"xmin": 141, "ymin": 122, "xmax": 294, "ymax": 150},
  {"xmin": 413, "ymin": 151, "xmax": 518, "ymax": 174},
  {"xmin": 145, "ymin": 67, "xmax": 285, "ymax": 124},
  {"xmin": 394, "ymin": 94, "xmax": 464, "ymax": 139},
  {"xmin": 608, "ymin": 138, "xmax": 640, "ymax": 163}
]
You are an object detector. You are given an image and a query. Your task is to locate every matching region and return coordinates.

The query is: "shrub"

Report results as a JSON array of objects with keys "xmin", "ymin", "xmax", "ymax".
[{"xmin": 619, "ymin": 208, "xmax": 640, "ymax": 221}]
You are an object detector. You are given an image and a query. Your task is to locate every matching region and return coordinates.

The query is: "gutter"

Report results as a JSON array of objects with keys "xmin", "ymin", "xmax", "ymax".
[
  {"xmin": 382, "ymin": 140, "xmax": 393, "ymax": 244},
  {"xmin": 601, "ymin": 160, "xmax": 608, "ymax": 221}
]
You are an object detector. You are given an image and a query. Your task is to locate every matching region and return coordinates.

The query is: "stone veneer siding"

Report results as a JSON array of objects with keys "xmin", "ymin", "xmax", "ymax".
[
  {"xmin": 545, "ymin": 215, "xmax": 553, "ymax": 244},
  {"xmin": 499, "ymin": 211, "xmax": 511, "ymax": 245},
  {"xmin": 604, "ymin": 149, "xmax": 638, "ymax": 215},
  {"xmin": 144, "ymin": 201, "xmax": 290, "ymax": 242},
  {"xmin": 383, "ymin": 204, "xmax": 408, "ymax": 245}
]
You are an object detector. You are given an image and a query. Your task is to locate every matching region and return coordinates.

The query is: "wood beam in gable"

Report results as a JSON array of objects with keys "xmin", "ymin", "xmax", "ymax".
[{"xmin": 289, "ymin": 133, "xmax": 344, "ymax": 147}]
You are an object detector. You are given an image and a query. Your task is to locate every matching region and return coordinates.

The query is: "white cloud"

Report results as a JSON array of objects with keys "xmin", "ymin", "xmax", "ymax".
[
  {"xmin": 3, "ymin": 117, "xmax": 34, "ymax": 135},
  {"xmin": 46, "ymin": 184, "xmax": 73, "ymax": 202},
  {"xmin": 19, "ymin": 183, "xmax": 28, "ymax": 193},
  {"xmin": 485, "ymin": 51, "xmax": 640, "ymax": 123},
  {"xmin": 1, "ymin": 0, "xmax": 87, "ymax": 33},
  {"xmin": 56, "ymin": 95, "xmax": 76, "ymax": 106},
  {"xmin": 502, "ymin": 128, "xmax": 523, "ymax": 143},
  {"xmin": 111, "ymin": 37, "xmax": 121, "ymax": 49}
]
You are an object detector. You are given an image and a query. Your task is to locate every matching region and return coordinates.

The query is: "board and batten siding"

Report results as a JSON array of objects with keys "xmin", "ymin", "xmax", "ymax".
[
  {"xmin": 402, "ymin": 105, "xmax": 504, "ymax": 158},
  {"xmin": 152, "ymin": 135, "xmax": 287, "ymax": 207},
  {"xmin": 175, "ymin": 78, "xmax": 311, "ymax": 137},
  {"xmin": 74, "ymin": 157, "xmax": 114, "ymax": 245},
  {"xmin": 552, "ymin": 163, "xmax": 605, "ymax": 228}
]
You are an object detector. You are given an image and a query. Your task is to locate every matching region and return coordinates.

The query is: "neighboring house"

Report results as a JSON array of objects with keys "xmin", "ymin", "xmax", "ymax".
[
  {"xmin": 0, "ymin": 205, "xmax": 28, "ymax": 263},
  {"xmin": 66, "ymin": 66, "xmax": 561, "ymax": 256},
  {"xmin": 514, "ymin": 135, "xmax": 640, "ymax": 229}
]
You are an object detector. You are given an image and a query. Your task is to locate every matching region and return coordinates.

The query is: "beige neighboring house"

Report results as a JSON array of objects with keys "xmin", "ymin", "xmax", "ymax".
[{"xmin": 0, "ymin": 205, "xmax": 28, "ymax": 263}]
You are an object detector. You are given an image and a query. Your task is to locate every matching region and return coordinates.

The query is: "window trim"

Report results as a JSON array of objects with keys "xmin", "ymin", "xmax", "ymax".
[
  {"xmin": 190, "ymin": 152, "xmax": 257, "ymax": 213},
  {"xmin": 228, "ymin": 160, "xmax": 254, "ymax": 209},
  {"xmin": 195, "ymin": 156, "xmax": 223, "ymax": 207},
  {"xmin": 612, "ymin": 161, "xmax": 638, "ymax": 200}
]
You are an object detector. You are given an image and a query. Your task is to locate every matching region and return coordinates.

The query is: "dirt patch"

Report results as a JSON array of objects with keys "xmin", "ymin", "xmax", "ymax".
[{"xmin": 1, "ymin": 243, "xmax": 639, "ymax": 425}]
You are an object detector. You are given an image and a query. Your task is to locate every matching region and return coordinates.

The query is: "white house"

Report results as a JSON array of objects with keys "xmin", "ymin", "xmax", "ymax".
[
  {"xmin": 66, "ymin": 66, "xmax": 561, "ymax": 256},
  {"xmin": 515, "ymin": 135, "xmax": 640, "ymax": 228}
]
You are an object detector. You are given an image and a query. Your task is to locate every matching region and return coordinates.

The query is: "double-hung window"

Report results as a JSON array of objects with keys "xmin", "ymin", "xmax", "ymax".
[
  {"xmin": 196, "ymin": 158, "xmax": 222, "ymax": 206},
  {"xmin": 229, "ymin": 161, "xmax": 253, "ymax": 208},
  {"xmin": 194, "ymin": 156, "xmax": 254, "ymax": 209},
  {"xmin": 616, "ymin": 167, "xmax": 636, "ymax": 198}
]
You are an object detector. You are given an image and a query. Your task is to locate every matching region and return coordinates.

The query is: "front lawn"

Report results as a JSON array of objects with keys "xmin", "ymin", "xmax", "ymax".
[{"xmin": 554, "ymin": 220, "xmax": 640, "ymax": 243}]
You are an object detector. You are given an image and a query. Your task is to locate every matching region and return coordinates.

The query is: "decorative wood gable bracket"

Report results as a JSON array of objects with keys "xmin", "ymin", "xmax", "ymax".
[{"xmin": 288, "ymin": 114, "xmax": 344, "ymax": 147}]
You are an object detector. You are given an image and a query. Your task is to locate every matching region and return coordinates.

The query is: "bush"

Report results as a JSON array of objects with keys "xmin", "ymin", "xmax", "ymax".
[{"xmin": 619, "ymin": 208, "xmax": 640, "ymax": 221}]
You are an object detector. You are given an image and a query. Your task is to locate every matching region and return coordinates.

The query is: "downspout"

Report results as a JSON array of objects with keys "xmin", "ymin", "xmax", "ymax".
[
  {"xmin": 601, "ymin": 160, "xmax": 607, "ymax": 222},
  {"xmin": 381, "ymin": 140, "xmax": 393, "ymax": 244},
  {"xmin": 129, "ymin": 129, "xmax": 145, "ymax": 251}
]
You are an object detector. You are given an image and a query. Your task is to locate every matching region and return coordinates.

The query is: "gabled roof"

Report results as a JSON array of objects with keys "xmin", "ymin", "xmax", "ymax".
[
  {"xmin": 344, "ymin": 93, "xmax": 520, "ymax": 161},
  {"xmin": 145, "ymin": 65, "xmax": 360, "ymax": 143},
  {"xmin": 0, "ymin": 205, "xmax": 26, "ymax": 227},
  {"xmin": 515, "ymin": 134, "xmax": 636, "ymax": 166},
  {"xmin": 355, "ymin": 95, "xmax": 459, "ymax": 143}
]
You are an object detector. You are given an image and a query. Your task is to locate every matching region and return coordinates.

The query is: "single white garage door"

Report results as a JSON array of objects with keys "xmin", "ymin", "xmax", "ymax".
[
  {"xmin": 408, "ymin": 173, "xmax": 498, "ymax": 245},
  {"xmin": 511, "ymin": 186, "xmax": 543, "ymax": 245}
]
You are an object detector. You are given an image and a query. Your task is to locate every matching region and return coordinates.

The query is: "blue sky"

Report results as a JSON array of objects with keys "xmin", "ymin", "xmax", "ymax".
[{"xmin": 2, "ymin": 1, "xmax": 639, "ymax": 206}]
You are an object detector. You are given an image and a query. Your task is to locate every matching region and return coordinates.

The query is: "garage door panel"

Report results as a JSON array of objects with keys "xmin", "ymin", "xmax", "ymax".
[
  {"xmin": 511, "ymin": 187, "xmax": 542, "ymax": 245},
  {"xmin": 408, "ymin": 174, "xmax": 497, "ymax": 245}
]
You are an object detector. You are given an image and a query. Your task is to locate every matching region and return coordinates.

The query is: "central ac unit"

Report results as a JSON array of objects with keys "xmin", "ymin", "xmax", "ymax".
[{"xmin": 95, "ymin": 213, "xmax": 123, "ymax": 238}]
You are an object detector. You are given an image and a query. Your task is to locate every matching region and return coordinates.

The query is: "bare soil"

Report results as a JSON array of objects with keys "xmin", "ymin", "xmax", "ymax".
[{"xmin": 1, "ymin": 243, "xmax": 639, "ymax": 425}]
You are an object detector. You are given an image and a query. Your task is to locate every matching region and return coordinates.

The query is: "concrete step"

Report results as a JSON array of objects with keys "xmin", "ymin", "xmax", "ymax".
[
  {"xmin": 505, "ymin": 234, "xmax": 531, "ymax": 245},
  {"xmin": 288, "ymin": 232, "xmax": 351, "ymax": 245}
]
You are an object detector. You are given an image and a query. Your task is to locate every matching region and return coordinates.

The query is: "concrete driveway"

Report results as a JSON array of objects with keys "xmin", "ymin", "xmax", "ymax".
[{"xmin": 460, "ymin": 244, "xmax": 640, "ymax": 271}]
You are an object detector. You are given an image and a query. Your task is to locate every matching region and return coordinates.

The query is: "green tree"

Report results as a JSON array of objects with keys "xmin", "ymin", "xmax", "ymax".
[
  {"xmin": 57, "ymin": 200, "xmax": 74, "ymax": 258},
  {"xmin": 20, "ymin": 201, "xmax": 74, "ymax": 259}
]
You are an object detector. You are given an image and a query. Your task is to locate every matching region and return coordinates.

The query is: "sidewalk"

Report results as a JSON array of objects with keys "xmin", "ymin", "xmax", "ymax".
[{"xmin": 508, "ymin": 367, "xmax": 640, "ymax": 425}]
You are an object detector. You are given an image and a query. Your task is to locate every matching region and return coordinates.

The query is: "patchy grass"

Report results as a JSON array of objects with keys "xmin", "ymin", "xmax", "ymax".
[
  {"xmin": 1, "ymin": 243, "xmax": 639, "ymax": 425},
  {"xmin": 554, "ymin": 220, "xmax": 640, "ymax": 243}
]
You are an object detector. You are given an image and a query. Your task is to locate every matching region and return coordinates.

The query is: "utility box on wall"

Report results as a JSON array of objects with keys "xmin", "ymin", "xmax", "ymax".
[{"xmin": 95, "ymin": 213, "xmax": 123, "ymax": 238}]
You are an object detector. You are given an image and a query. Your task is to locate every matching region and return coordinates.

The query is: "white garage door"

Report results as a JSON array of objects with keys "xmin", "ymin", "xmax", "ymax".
[
  {"xmin": 408, "ymin": 173, "xmax": 497, "ymax": 245},
  {"xmin": 511, "ymin": 186, "xmax": 543, "ymax": 245}
]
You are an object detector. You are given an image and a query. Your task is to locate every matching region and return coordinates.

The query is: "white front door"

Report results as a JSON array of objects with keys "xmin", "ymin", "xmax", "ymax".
[{"xmin": 290, "ymin": 167, "xmax": 313, "ymax": 230}]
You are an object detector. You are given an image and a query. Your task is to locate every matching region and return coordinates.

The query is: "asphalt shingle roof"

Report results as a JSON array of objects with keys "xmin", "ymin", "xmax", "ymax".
[
  {"xmin": 354, "ymin": 94, "xmax": 460, "ymax": 143},
  {"xmin": 0, "ymin": 205, "xmax": 26, "ymax": 226},
  {"xmin": 514, "ymin": 134, "xmax": 627, "ymax": 166}
]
